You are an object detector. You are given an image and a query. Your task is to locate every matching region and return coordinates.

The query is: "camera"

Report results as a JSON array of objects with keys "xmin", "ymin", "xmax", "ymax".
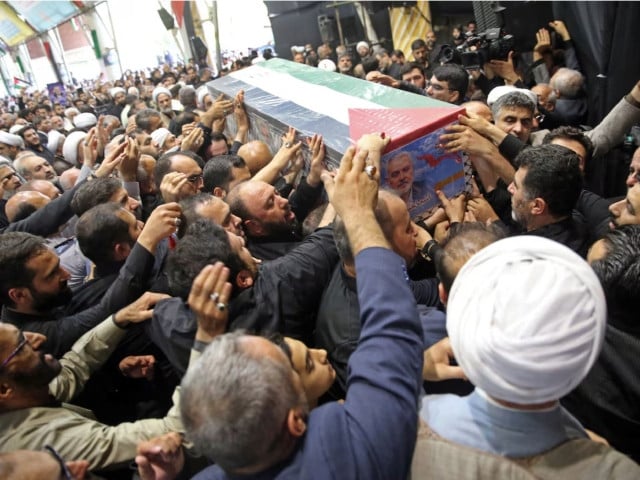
[{"xmin": 457, "ymin": 28, "xmax": 515, "ymax": 70}]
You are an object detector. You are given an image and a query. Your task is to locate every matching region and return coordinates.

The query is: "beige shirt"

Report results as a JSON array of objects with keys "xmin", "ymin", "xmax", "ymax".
[{"xmin": 0, "ymin": 317, "xmax": 192, "ymax": 471}]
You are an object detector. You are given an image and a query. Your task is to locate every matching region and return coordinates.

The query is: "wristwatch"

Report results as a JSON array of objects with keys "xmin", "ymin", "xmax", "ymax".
[{"xmin": 420, "ymin": 239, "xmax": 439, "ymax": 261}]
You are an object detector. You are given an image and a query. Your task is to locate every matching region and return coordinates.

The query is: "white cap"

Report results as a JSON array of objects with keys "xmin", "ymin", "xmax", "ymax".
[
  {"xmin": 62, "ymin": 131, "xmax": 87, "ymax": 166},
  {"xmin": 487, "ymin": 85, "xmax": 537, "ymax": 107},
  {"xmin": 152, "ymin": 86, "xmax": 172, "ymax": 104},
  {"xmin": 318, "ymin": 59, "xmax": 337, "ymax": 72},
  {"xmin": 0, "ymin": 131, "xmax": 23, "ymax": 147},
  {"xmin": 447, "ymin": 236, "xmax": 606, "ymax": 404},
  {"xmin": 109, "ymin": 87, "xmax": 126, "ymax": 98},
  {"xmin": 73, "ymin": 112, "xmax": 97, "ymax": 130},
  {"xmin": 151, "ymin": 128, "xmax": 171, "ymax": 149}
]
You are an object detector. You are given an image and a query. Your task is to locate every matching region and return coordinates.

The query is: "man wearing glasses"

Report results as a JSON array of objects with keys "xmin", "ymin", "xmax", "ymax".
[
  {"xmin": 154, "ymin": 150, "xmax": 204, "ymax": 205},
  {"xmin": 425, "ymin": 64, "xmax": 469, "ymax": 105}
]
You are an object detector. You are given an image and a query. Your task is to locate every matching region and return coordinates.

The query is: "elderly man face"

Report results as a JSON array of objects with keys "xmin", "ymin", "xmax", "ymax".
[
  {"xmin": 386, "ymin": 153, "xmax": 414, "ymax": 197},
  {"xmin": 50, "ymin": 115, "xmax": 64, "ymax": 130},
  {"xmin": 156, "ymin": 93, "xmax": 172, "ymax": 113},
  {"xmin": 495, "ymin": 106, "xmax": 534, "ymax": 143},
  {"xmin": 609, "ymin": 184, "xmax": 640, "ymax": 228},
  {"xmin": 338, "ymin": 55, "xmax": 352, "ymax": 73},
  {"xmin": 531, "ymin": 84, "xmax": 555, "ymax": 112}
]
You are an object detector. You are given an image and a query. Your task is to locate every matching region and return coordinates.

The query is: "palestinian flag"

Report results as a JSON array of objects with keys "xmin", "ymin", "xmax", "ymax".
[{"xmin": 13, "ymin": 77, "xmax": 31, "ymax": 89}]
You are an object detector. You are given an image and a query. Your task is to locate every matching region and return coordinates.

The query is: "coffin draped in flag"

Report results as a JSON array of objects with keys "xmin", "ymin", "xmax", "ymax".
[{"xmin": 207, "ymin": 59, "xmax": 471, "ymax": 219}]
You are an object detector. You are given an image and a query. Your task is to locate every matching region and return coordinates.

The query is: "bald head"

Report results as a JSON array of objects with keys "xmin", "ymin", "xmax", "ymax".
[
  {"xmin": 18, "ymin": 180, "xmax": 60, "ymax": 199},
  {"xmin": 237, "ymin": 141, "xmax": 273, "ymax": 176},
  {"xmin": 5, "ymin": 191, "xmax": 50, "ymax": 222},
  {"xmin": 531, "ymin": 83, "xmax": 556, "ymax": 112},
  {"xmin": 461, "ymin": 101, "xmax": 492, "ymax": 122},
  {"xmin": 59, "ymin": 167, "xmax": 80, "ymax": 191}
]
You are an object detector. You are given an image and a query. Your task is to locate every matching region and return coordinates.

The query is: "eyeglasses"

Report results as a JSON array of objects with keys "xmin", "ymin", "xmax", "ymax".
[
  {"xmin": 186, "ymin": 173, "xmax": 203, "ymax": 184},
  {"xmin": 426, "ymin": 80, "xmax": 452, "ymax": 92},
  {"xmin": 44, "ymin": 445, "xmax": 73, "ymax": 480},
  {"xmin": 0, "ymin": 332, "xmax": 28, "ymax": 371}
]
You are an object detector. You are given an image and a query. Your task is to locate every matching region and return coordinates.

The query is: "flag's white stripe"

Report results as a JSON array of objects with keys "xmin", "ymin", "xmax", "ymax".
[{"xmin": 230, "ymin": 66, "xmax": 384, "ymax": 125}]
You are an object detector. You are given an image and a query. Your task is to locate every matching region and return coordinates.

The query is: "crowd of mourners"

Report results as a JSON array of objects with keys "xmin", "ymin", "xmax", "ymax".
[{"xmin": 0, "ymin": 14, "xmax": 639, "ymax": 480}]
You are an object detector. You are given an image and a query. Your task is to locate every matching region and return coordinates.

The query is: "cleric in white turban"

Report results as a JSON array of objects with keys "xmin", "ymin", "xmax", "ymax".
[{"xmin": 416, "ymin": 236, "xmax": 614, "ymax": 466}]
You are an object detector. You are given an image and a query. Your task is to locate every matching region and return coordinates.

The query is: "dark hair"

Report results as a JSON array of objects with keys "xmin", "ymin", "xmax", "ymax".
[
  {"xmin": 591, "ymin": 225, "xmax": 640, "ymax": 329},
  {"xmin": 172, "ymin": 111, "xmax": 197, "ymax": 136},
  {"xmin": 177, "ymin": 193, "xmax": 215, "ymax": 238},
  {"xmin": 71, "ymin": 177, "xmax": 123, "ymax": 216},
  {"xmin": 134, "ymin": 108, "xmax": 162, "ymax": 132},
  {"xmin": 361, "ymin": 56, "xmax": 379, "ymax": 75},
  {"xmin": 203, "ymin": 155, "xmax": 247, "ymax": 193},
  {"xmin": 265, "ymin": 332, "xmax": 293, "ymax": 367},
  {"xmin": 167, "ymin": 219, "xmax": 245, "ymax": 299},
  {"xmin": 154, "ymin": 150, "xmax": 204, "ymax": 189},
  {"xmin": 411, "ymin": 38, "xmax": 427, "ymax": 50},
  {"xmin": 433, "ymin": 64, "xmax": 469, "ymax": 104},
  {"xmin": 516, "ymin": 144, "xmax": 583, "ymax": 217},
  {"xmin": 11, "ymin": 203, "xmax": 39, "ymax": 222},
  {"xmin": 400, "ymin": 62, "xmax": 424, "ymax": 78},
  {"xmin": 542, "ymin": 126, "xmax": 594, "ymax": 166},
  {"xmin": 0, "ymin": 233, "xmax": 47, "ymax": 306},
  {"xmin": 391, "ymin": 49, "xmax": 405, "ymax": 58},
  {"xmin": 76, "ymin": 203, "xmax": 132, "ymax": 269},
  {"xmin": 435, "ymin": 222, "xmax": 505, "ymax": 293},
  {"xmin": 491, "ymin": 91, "xmax": 536, "ymax": 118}
]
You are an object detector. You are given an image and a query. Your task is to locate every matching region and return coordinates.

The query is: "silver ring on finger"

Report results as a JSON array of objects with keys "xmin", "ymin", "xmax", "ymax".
[
  {"xmin": 209, "ymin": 292, "xmax": 220, "ymax": 303},
  {"xmin": 174, "ymin": 217, "xmax": 181, "ymax": 227},
  {"xmin": 365, "ymin": 165, "xmax": 377, "ymax": 179},
  {"xmin": 216, "ymin": 302, "xmax": 227, "ymax": 312}
]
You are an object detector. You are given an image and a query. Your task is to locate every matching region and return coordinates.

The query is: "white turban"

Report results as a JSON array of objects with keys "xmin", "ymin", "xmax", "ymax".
[
  {"xmin": 318, "ymin": 59, "xmax": 337, "ymax": 72},
  {"xmin": 196, "ymin": 86, "xmax": 210, "ymax": 109},
  {"xmin": 0, "ymin": 131, "xmax": 23, "ymax": 147},
  {"xmin": 152, "ymin": 86, "xmax": 171, "ymax": 104},
  {"xmin": 64, "ymin": 107, "xmax": 79, "ymax": 118},
  {"xmin": 487, "ymin": 85, "xmax": 537, "ymax": 107},
  {"xmin": 127, "ymin": 86, "xmax": 139, "ymax": 98},
  {"xmin": 109, "ymin": 87, "xmax": 126, "ymax": 98},
  {"xmin": 62, "ymin": 131, "xmax": 87, "ymax": 166},
  {"xmin": 47, "ymin": 130, "xmax": 64, "ymax": 154},
  {"xmin": 9, "ymin": 125, "xmax": 23, "ymax": 135},
  {"xmin": 357, "ymin": 41, "xmax": 369, "ymax": 52},
  {"xmin": 73, "ymin": 112, "xmax": 97, "ymax": 129},
  {"xmin": 447, "ymin": 236, "xmax": 606, "ymax": 404},
  {"xmin": 151, "ymin": 128, "xmax": 171, "ymax": 149}
]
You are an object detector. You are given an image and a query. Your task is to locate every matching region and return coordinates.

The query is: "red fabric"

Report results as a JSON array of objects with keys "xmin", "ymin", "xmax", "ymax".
[{"xmin": 171, "ymin": 1, "xmax": 185, "ymax": 28}]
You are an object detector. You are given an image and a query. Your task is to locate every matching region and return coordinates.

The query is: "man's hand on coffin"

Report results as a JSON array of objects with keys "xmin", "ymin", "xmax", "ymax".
[
  {"xmin": 306, "ymin": 134, "xmax": 326, "ymax": 187},
  {"xmin": 436, "ymin": 190, "xmax": 466, "ymax": 224}
]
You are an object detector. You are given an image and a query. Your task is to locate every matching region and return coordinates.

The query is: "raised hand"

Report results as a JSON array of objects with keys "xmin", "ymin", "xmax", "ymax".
[
  {"xmin": 137, "ymin": 202, "xmax": 183, "ymax": 253},
  {"xmin": 189, "ymin": 262, "xmax": 233, "ymax": 343},
  {"xmin": 159, "ymin": 172, "xmax": 188, "ymax": 203},
  {"xmin": 306, "ymin": 134, "xmax": 326, "ymax": 187}
]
